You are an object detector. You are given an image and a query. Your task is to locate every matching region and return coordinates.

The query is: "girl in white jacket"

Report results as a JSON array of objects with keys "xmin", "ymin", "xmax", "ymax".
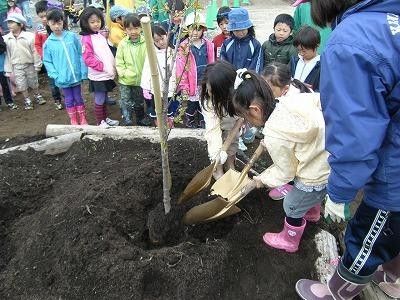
[
  {"xmin": 140, "ymin": 24, "xmax": 177, "ymax": 128},
  {"xmin": 200, "ymin": 61, "xmax": 240, "ymax": 180},
  {"xmin": 233, "ymin": 69, "xmax": 330, "ymax": 253}
]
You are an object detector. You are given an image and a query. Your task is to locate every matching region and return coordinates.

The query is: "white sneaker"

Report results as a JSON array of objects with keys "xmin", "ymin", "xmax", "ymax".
[
  {"xmin": 105, "ymin": 117, "xmax": 119, "ymax": 126},
  {"xmin": 99, "ymin": 120, "xmax": 110, "ymax": 128},
  {"xmin": 238, "ymin": 137, "xmax": 247, "ymax": 151}
]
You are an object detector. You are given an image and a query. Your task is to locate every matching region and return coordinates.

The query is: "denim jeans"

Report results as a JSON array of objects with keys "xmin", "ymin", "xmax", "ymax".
[{"xmin": 17, "ymin": 0, "xmax": 32, "ymax": 28}]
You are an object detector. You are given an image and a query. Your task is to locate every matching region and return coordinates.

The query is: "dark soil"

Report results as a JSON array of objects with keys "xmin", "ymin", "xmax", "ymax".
[{"xmin": 0, "ymin": 138, "xmax": 321, "ymax": 299}]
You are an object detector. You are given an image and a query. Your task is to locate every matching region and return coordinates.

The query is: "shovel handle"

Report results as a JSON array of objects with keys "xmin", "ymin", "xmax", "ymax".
[
  {"xmin": 238, "ymin": 144, "xmax": 264, "ymax": 183},
  {"xmin": 221, "ymin": 118, "xmax": 244, "ymax": 152}
]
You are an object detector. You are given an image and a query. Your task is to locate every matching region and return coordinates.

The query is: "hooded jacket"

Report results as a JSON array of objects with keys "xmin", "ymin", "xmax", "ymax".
[
  {"xmin": 259, "ymin": 92, "xmax": 330, "ymax": 188},
  {"xmin": 262, "ymin": 33, "xmax": 298, "ymax": 66},
  {"xmin": 43, "ymin": 31, "xmax": 86, "ymax": 88},
  {"xmin": 115, "ymin": 35, "xmax": 146, "ymax": 86},
  {"xmin": 220, "ymin": 34, "xmax": 263, "ymax": 73},
  {"xmin": 321, "ymin": 0, "xmax": 400, "ymax": 211}
]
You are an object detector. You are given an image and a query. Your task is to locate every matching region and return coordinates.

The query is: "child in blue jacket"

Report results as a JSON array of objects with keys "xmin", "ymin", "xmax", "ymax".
[
  {"xmin": 43, "ymin": 9, "xmax": 88, "ymax": 125},
  {"xmin": 220, "ymin": 7, "xmax": 263, "ymax": 73}
]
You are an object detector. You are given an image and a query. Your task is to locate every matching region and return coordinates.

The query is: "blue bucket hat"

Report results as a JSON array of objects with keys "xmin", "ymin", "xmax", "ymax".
[
  {"xmin": 109, "ymin": 5, "xmax": 131, "ymax": 21},
  {"xmin": 227, "ymin": 8, "xmax": 253, "ymax": 31}
]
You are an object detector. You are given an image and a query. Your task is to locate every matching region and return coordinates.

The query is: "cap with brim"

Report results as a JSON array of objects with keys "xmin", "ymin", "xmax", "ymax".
[
  {"xmin": 5, "ymin": 13, "xmax": 27, "ymax": 26},
  {"xmin": 291, "ymin": 0, "xmax": 309, "ymax": 7},
  {"xmin": 227, "ymin": 8, "xmax": 253, "ymax": 31}
]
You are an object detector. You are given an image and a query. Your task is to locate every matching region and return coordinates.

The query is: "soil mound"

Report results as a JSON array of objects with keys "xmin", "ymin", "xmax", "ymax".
[{"xmin": 0, "ymin": 138, "xmax": 319, "ymax": 299}]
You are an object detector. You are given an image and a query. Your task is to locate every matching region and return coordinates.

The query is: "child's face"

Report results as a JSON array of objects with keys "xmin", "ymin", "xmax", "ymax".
[
  {"xmin": 297, "ymin": 45, "xmax": 318, "ymax": 61},
  {"xmin": 48, "ymin": 19, "xmax": 64, "ymax": 36},
  {"xmin": 274, "ymin": 22, "xmax": 291, "ymax": 43},
  {"xmin": 218, "ymin": 19, "xmax": 229, "ymax": 36},
  {"xmin": 115, "ymin": 16, "xmax": 124, "ymax": 25},
  {"xmin": 125, "ymin": 24, "xmax": 142, "ymax": 41},
  {"xmin": 38, "ymin": 11, "xmax": 47, "ymax": 26},
  {"xmin": 242, "ymin": 101, "xmax": 264, "ymax": 127},
  {"xmin": 153, "ymin": 33, "xmax": 167, "ymax": 49},
  {"xmin": 7, "ymin": 21, "xmax": 21, "ymax": 34},
  {"xmin": 171, "ymin": 10, "xmax": 183, "ymax": 25},
  {"xmin": 7, "ymin": 0, "xmax": 15, "ymax": 6},
  {"xmin": 88, "ymin": 14, "xmax": 102, "ymax": 32},
  {"xmin": 188, "ymin": 26, "xmax": 203, "ymax": 41},
  {"xmin": 233, "ymin": 28, "xmax": 248, "ymax": 39}
]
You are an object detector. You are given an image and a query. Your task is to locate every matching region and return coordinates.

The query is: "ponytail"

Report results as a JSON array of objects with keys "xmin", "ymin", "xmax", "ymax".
[{"xmin": 291, "ymin": 79, "xmax": 312, "ymax": 93}]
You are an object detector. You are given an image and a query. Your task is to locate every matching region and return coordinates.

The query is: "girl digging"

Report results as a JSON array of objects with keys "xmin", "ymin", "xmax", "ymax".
[
  {"xmin": 80, "ymin": 7, "xmax": 119, "ymax": 127},
  {"xmin": 200, "ymin": 60, "xmax": 241, "ymax": 180},
  {"xmin": 4, "ymin": 13, "xmax": 45, "ymax": 110},
  {"xmin": 140, "ymin": 24, "xmax": 177, "ymax": 128},
  {"xmin": 176, "ymin": 12, "xmax": 214, "ymax": 128},
  {"xmin": 263, "ymin": 62, "xmax": 312, "ymax": 201},
  {"xmin": 43, "ymin": 9, "xmax": 88, "ymax": 125},
  {"xmin": 233, "ymin": 70, "xmax": 330, "ymax": 253}
]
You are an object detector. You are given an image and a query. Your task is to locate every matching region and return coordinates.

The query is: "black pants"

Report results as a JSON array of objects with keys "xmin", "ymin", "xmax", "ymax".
[{"xmin": 0, "ymin": 72, "xmax": 13, "ymax": 105}]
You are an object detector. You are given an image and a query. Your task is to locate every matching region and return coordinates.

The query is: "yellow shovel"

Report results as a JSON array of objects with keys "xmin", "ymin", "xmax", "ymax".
[
  {"xmin": 182, "ymin": 144, "xmax": 264, "ymax": 224},
  {"xmin": 177, "ymin": 118, "xmax": 244, "ymax": 204}
]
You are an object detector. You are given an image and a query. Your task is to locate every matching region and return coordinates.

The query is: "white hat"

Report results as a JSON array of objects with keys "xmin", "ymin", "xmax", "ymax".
[
  {"xmin": 184, "ymin": 12, "xmax": 206, "ymax": 28},
  {"xmin": 5, "ymin": 13, "xmax": 27, "ymax": 26}
]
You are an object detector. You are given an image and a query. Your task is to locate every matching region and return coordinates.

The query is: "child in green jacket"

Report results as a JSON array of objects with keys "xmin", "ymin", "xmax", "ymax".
[
  {"xmin": 262, "ymin": 14, "xmax": 298, "ymax": 68},
  {"xmin": 115, "ymin": 13, "xmax": 151, "ymax": 126}
]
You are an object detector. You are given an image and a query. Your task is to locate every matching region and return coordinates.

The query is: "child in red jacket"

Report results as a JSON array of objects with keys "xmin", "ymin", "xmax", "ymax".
[
  {"xmin": 212, "ymin": 6, "xmax": 231, "ymax": 59},
  {"xmin": 34, "ymin": 0, "xmax": 63, "ymax": 110}
]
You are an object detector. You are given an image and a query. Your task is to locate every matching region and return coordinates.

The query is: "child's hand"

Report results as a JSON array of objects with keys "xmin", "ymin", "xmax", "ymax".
[
  {"xmin": 4, "ymin": 72, "xmax": 11, "ymax": 77},
  {"xmin": 252, "ymin": 176, "xmax": 265, "ymax": 189}
]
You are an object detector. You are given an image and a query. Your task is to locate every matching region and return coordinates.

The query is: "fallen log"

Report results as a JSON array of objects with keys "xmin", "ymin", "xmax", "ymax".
[
  {"xmin": 0, "ymin": 132, "xmax": 84, "ymax": 155},
  {"xmin": 45, "ymin": 125, "xmax": 205, "ymax": 141}
]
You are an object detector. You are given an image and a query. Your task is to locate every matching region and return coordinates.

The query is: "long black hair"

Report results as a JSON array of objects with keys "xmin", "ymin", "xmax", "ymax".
[
  {"xmin": 262, "ymin": 62, "xmax": 311, "ymax": 94},
  {"xmin": 79, "ymin": 7, "xmax": 105, "ymax": 35},
  {"xmin": 310, "ymin": 0, "xmax": 362, "ymax": 27},
  {"xmin": 200, "ymin": 61, "xmax": 237, "ymax": 119},
  {"xmin": 233, "ymin": 70, "xmax": 275, "ymax": 122}
]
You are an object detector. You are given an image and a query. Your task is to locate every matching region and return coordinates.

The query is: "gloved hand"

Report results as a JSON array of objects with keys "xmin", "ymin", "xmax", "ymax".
[
  {"xmin": 213, "ymin": 150, "xmax": 228, "ymax": 165},
  {"xmin": 143, "ymin": 89, "xmax": 152, "ymax": 100},
  {"xmin": 324, "ymin": 194, "xmax": 351, "ymax": 223},
  {"xmin": 252, "ymin": 176, "xmax": 265, "ymax": 189}
]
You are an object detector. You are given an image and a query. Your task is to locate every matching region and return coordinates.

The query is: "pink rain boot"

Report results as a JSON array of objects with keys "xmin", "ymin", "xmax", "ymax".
[
  {"xmin": 76, "ymin": 105, "xmax": 88, "ymax": 125},
  {"xmin": 263, "ymin": 218, "xmax": 306, "ymax": 253},
  {"xmin": 304, "ymin": 203, "xmax": 321, "ymax": 222},
  {"xmin": 66, "ymin": 107, "xmax": 78, "ymax": 125}
]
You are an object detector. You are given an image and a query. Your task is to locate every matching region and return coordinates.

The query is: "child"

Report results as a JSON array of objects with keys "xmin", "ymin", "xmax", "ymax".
[
  {"xmin": 7, "ymin": 0, "xmax": 21, "ymax": 16},
  {"xmin": 220, "ymin": 7, "xmax": 263, "ymax": 73},
  {"xmin": 165, "ymin": 0, "xmax": 185, "ymax": 48},
  {"xmin": 212, "ymin": 6, "xmax": 231, "ymax": 59},
  {"xmin": 289, "ymin": 26, "xmax": 320, "ymax": 91},
  {"xmin": 292, "ymin": 0, "xmax": 331, "ymax": 54},
  {"xmin": 108, "ymin": 5, "xmax": 130, "ymax": 55},
  {"xmin": 233, "ymin": 70, "xmax": 329, "ymax": 253},
  {"xmin": 0, "ymin": 34, "xmax": 17, "ymax": 110},
  {"xmin": 115, "ymin": 13, "xmax": 151, "ymax": 126},
  {"xmin": 220, "ymin": 7, "xmax": 263, "ymax": 149},
  {"xmin": 262, "ymin": 62, "xmax": 311, "ymax": 200},
  {"xmin": 80, "ymin": 6, "xmax": 119, "ymax": 127},
  {"xmin": 176, "ymin": 12, "xmax": 215, "ymax": 128},
  {"xmin": 34, "ymin": 0, "xmax": 63, "ymax": 110},
  {"xmin": 4, "ymin": 13, "xmax": 45, "ymax": 110},
  {"xmin": 140, "ymin": 24, "xmax": 177, "ymax": 127},
  {"xmin": 43, "ymin": 9, "xmax": 88, "ymax": 125},
  {"xmin": 262, "ymin": 14, "xmax": 297, "ymax": 67},
  {"xmin": 200, "ymin": 60, "xmax": 240, "ymax": 179}
]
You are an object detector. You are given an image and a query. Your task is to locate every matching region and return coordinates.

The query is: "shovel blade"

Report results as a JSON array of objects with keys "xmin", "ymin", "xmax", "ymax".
[
  {"xmin": 211, "ymin": 169, "xmax": 252, "ymax": 199},
  {"xmin": 178, "ymin": 162, "xmax": 216, "ymax": 204},
  {"xmin": 182, "ymin": 197, "xmax": 241, "ymax": 224}
]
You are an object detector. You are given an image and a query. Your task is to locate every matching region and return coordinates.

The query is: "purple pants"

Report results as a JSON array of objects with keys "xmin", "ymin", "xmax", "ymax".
[{"xmin": 62, "ymin": 85, "xmax": 84, "ymax": 108}]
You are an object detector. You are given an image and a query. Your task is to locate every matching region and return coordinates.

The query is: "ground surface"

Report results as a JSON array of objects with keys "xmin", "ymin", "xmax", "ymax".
[{"xmin": 0, "ymin": 138, "xmax": 321, "ymax": 299}]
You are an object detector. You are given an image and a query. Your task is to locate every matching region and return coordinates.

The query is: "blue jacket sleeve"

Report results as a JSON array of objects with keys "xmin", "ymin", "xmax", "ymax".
[
  {"xmin": 321, "ymin": 43, "xmax": 391, "ymax": 203},
  {"xmin": 248, "ymin": 40, "xmax": 263, "ymax": 73},
  {"xmin": 42, "ymin": 42, "xmax": 58, "ymax": 79}
]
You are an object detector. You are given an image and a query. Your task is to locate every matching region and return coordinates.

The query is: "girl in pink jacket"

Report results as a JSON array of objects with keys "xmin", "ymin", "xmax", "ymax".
[
  {"xmin": 176, "ymin": 12, "xmax": 214, "ymax": 128},
  {"xmin": 80, "ymin": 7, "xmax": 119, "ymax": 127}
]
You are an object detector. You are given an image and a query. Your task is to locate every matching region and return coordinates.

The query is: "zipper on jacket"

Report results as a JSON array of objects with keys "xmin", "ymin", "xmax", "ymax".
[{"xmin": 60, "ymin": 36, "xmax": 77, "ymax": 83}]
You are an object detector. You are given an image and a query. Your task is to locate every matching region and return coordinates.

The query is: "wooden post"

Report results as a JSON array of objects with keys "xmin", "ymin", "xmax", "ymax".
[{"xmin": 141, "ymin": 16, "xmax": 172, "ymax": 214}]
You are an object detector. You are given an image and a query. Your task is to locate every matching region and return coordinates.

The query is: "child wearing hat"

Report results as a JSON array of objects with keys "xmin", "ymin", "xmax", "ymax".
[
  {"xmin": 220, "ymin": 7, "xmax": 263, "ymax": 73},
  {"xmin": 176, "ymin": 12, "xmax": 215, "ymax": 128},
  {"xmin": 108, "ymin": 5, "xmax": 130, "ymax": 55},
  {"xmin": 4, "ymin": 13, "xmax": 45, "ymax": 110}
]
